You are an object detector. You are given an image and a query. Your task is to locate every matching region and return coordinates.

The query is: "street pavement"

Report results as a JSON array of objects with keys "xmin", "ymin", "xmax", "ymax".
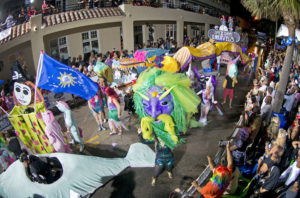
[{"xmin": 55, "ymin": 67, "xmax": 250, "ymax": 198}]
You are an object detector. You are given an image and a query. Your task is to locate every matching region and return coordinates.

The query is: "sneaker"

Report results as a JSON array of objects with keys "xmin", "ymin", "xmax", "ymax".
[
  {"xmin": 101, "ymin": 126, "xmax": 107, "ymax": 131},
  {"xmin": 151, "ymin": 177, "xmax": 156, "ymax": 186},
  {"xmin": 98, "ymin": 126, "xmax": 102, "ymax": 131},
  {"xmin": 69, "ymin": 140, "xmax": 75, "ymax": 145},
  {"xmin": 79, "ymin": 144, "xmax": 84, "ymax": 152},
  {"xmin": 167, "ymin": 172, "xmax": 173, "ymax": 179}
]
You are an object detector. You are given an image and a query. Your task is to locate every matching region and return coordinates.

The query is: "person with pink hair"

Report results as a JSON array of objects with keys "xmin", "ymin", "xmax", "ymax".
[
  {"xmin": 105, "ymin": 87, "xmax": 127, "ymax": 135},
  {"xmin": 41, "ymin": 110, "xmax": 71, "ymax": 153}
]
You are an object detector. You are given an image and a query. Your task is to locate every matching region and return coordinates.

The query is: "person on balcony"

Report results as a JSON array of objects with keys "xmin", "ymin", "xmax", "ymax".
[
  {"xmin": 27, "ymin": 6, "xmax": 37, "ymax": 20},
  {"xmin": 1, "ymin": 12, "xmax": 16, "ymax": 29},
  {"xmin": 42, "ymin": 0, "xmax": 54, "ymax": 16},
  {"xmin": 18, "ymin": 8, "xmax": 27, "ymax": 24}
]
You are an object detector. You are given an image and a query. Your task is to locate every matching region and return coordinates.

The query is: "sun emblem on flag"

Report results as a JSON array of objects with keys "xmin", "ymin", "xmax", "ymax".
[{"xmin": 57, "ymin": 72, "xmax": 77, "ymax": 88}]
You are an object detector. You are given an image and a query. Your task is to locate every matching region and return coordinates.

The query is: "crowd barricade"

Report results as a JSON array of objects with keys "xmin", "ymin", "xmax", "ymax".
[
  {"xmin": 0, "ymin": 114, "xmax": 12, "ymax": 131},
  {"xmin": 181, "ymin": 117, "xmax": 243, "ymax": 197}
]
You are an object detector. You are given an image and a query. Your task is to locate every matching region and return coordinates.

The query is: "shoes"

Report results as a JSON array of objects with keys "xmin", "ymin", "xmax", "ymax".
[
  {"xmin": 109, "ymin": 132, "xmax": 117, "ymax": 136},
  {"xmin": 118, "ymin": 131, "xmax": 122, "ymax": 135},
  {"xmin": 103, "ymin": 119, "xmax": 107, "ymax": 123},
  {"xmin": 98, "ymin": 125, "xmax": 106, "ymax": 131},
  {"xmin": 167, "ymin": 172, "xmax": 173, "ymax": 179},
  {"xmin": 69, "ymin": 140, "xmax": 75, "ymax": 145},
  {"xmin": 79, "ymin": 144, "xmax": 84, "ymax": 152},
  {"xmin": 151, "ymin": 177, "xmax": 156, "ymax": 186}
]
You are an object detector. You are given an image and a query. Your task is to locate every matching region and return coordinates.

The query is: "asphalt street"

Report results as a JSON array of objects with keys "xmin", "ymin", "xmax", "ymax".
[{"xmin": 55, "ymin": 67, "xmax": 250, "ymax": 198}]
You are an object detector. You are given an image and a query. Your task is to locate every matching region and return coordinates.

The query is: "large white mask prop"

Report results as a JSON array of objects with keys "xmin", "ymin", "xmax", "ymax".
[{"xmin": 14, "ymin": 82, "xmax": 32, "ymax": 106}]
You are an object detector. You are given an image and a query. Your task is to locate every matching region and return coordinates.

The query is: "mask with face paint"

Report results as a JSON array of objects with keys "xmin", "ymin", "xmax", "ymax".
[
  {"xmin": 14, "ymin": 82, "xmax": 32, "ymax": 106},
  {"xmin": 141, "ymin": 86, "xmax": 174, "ymax": 119}
]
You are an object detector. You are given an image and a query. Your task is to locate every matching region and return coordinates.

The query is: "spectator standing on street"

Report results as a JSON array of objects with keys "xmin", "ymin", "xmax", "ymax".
[{"xmin": 222, "ymin": 75, "xmax": 238, "ymax": 109}]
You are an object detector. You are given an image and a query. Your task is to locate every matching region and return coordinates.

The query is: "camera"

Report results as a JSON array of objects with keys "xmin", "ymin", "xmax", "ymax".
[{"xmin": 218, "ymin": 140, "xmax": 227, "ymax": 147}]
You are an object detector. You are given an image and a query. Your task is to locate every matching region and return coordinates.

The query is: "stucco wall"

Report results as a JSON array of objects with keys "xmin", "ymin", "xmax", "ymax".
[
  {"xmin": 99, "ymin": 26, "xmax": 121, "ymax": 53},
  {"xmin": 0, "ymin": 4, "xmax": 221, "ymax": 71},
  {"xmin": 0, "ymin": 42, "xmax": 34, "ymax": 81},
  {"xmin": 68, "ymin": 32, "xmax": 84, "ymax": 58}
]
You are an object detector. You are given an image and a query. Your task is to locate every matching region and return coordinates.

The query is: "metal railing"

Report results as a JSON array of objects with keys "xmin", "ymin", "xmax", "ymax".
[{"xmin": 181, "ymin": 117, "xmax": 243, "ymax": 197}]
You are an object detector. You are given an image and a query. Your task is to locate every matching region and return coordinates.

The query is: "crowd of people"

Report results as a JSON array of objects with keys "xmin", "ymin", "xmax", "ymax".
[
  {"xmin": 1, "ymin": 34, "xmax": 300, "ymax": 197},
  {"xmin": 173, "ymin": 49, "xmax": 300, "ymax": 198}
]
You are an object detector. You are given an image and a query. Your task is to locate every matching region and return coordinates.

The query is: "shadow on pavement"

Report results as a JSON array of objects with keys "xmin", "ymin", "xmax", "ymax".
[
  {"xmin": 109, "ymin": 171, "xmax": 136, "ymax": 198},
  {"xmin": 82, "ymin": 144, "xmax": 127, "ymax": 158}
]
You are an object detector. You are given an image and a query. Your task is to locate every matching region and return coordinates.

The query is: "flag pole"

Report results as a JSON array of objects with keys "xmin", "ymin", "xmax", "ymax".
[
  {"xmin": 0, "ymin": 106, "xmax": 11, "ymax": 117},
  {"xmin": 34, "ymin": 52, "xmax": 44, "ymax": 113}
]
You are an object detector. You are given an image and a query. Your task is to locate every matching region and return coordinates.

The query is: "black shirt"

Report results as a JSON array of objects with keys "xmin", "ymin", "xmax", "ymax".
[
  {"xmin": 225, "ymin": 76, "xmax": 233, "ymax": 89},
  {"xmin": 28, "ymin": 155, "xmax": 52, "ymax": 183},
  {"xmin": 262, "ymin": 165, "xmax": 280, "ymax": 191},
  {"xmin": 7, "ymin": 138, "xmax": 22, "ymax": 158}
]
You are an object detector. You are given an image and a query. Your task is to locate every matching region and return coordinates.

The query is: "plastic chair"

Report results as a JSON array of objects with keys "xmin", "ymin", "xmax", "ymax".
[{"xmin": 222, "ymin": 176, "xmax": 254, "ymax": 198}]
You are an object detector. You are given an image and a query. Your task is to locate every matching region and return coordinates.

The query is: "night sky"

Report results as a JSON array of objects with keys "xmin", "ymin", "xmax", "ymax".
[{"xmin": 230, "ymin": 0, "xmax": 252, "ymax": 20}]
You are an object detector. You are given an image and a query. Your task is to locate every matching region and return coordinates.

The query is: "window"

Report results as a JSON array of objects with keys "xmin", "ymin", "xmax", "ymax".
[
  {"xmin": 50, "ymin": 36, "xmax": 69, "ymax": 59},
  {"xmin": 58, "ymin": 36, "xmax": 69, "ymax": 59},
  {"xmin": 165, "ymin": 24, "xmax": 176, "ymax": 40},
  {"xmin": 82, "ymin": 30, "xmax": 100, "ymax": 54}
]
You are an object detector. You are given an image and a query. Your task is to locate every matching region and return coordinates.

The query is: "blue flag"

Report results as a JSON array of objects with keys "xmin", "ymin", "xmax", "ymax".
[{"xmin": 37, "ymin": 53, "xmax": 98, "ymax": 100}]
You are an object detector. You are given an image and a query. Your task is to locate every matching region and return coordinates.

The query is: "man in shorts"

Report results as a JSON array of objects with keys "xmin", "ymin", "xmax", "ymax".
[{"xmin": 222, "ymin": 75, "xmax": 237, "ymax": 109}]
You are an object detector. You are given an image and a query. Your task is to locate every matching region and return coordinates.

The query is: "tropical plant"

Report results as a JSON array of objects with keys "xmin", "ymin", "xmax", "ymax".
[{"xmin": 242, "ymin": 0, "xmax": 300, "ymax": 112}]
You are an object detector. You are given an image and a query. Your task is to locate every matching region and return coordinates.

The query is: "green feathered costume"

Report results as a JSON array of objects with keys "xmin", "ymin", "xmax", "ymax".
[{"xmin": 133, "ymin": 67, "xmax": 200, "ymax": 149}]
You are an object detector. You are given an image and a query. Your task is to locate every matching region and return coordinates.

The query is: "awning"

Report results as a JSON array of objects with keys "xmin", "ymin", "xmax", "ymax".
[{"xmin": 276, "ymin": 24, "xmax": 300, "ymax": 40}]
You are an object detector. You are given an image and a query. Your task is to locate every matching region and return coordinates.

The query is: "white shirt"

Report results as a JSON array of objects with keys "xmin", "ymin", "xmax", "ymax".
[
  {"xmin": 279, "ymin": 161, "xmax": 300, "ymax": 186},
  {"xmin": 283, "ymin": 94, "xmax": 295, "ymax": 112},
  {"xmin": 259, "ymin": 85, "xmax": 267, "ymax": 93}
]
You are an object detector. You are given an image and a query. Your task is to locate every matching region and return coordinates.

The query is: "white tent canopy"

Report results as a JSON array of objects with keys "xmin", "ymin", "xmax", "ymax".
[{"xmin": 276, "ymin": 24, "xmax": 300, "ymax": 40}]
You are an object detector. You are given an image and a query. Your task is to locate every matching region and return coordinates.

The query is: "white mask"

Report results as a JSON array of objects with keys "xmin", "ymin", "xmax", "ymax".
[{"xmin": 14, "ymin": 82, "xmax": 31, "ymax": 106}]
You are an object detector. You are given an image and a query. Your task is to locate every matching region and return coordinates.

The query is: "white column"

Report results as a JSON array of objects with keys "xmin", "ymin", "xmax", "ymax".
[
  {"xmin": 176, "ymin": 18, "xmax": 184, "ymax": 47},
  {"xmin": 187, "ymin": 24, "xmax": 192, "ymax": 38},
  {"xmin": 30, "ymin": 15, "xmax": 45, "ymax": 71},
  {"xmin": 142, "ymin": 25, "xmax": 150, "ymax": 45},
  {"xmin": 122, "ymin": 19, "xmax": 134, "ymax": 52},
  {"xmin": 204, "ymin": 23, "xmax": 210, "ymax": 40}
]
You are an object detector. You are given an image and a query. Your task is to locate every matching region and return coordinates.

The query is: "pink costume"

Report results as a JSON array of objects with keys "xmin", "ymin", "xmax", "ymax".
[{"xmin": 41, "ymin": 110, "xmax": 71, "ymax": 153}]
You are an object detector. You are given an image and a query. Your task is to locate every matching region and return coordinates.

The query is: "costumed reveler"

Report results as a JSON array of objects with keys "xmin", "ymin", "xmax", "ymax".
[
  {"xmin": 197, "ymin": 77, "xmax": 217, "ymax": 126},
  {"xmin": 41, "ymin": 110, "xmax": 71, "ymax": 153},
  {"xmin": 56, "ymin": 101, "xmax": 84, "ymax": 152},
  {"xmin": 105, "ymin": 87, "xmax": 127, "ymax": 135},
  {"xmin": 133, "ymin": 67, "xmax": 200, "ymax": 186},
  {"xmin": 88, "ymin": 90, "xmax": 106, "ymax": 131}
]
